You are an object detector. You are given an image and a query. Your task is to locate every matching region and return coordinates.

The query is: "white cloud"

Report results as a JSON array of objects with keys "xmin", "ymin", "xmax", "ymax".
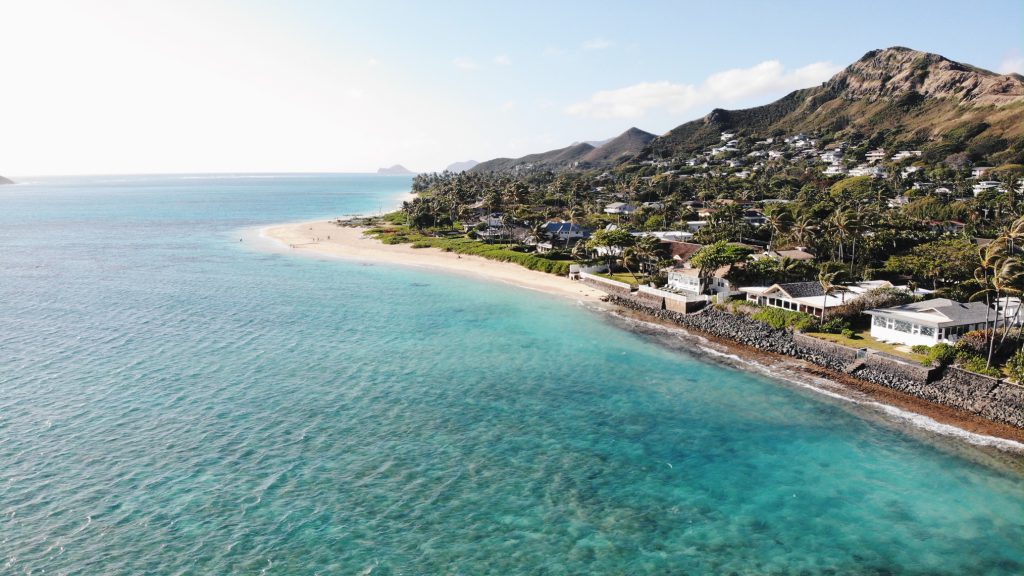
[
  {"xmin": 566, "ymin": 59, "xmax": 841, "ymax": 119},
  {"xmin": 582, "ymin": 38, "xmax": 613, "ymax": 51},
  {"xmin": 453, "ymin": 56, "xmax": 479, "ymax": 70},
  {"xmin": 999, "ymin": 52, "xmax": 1024, "ymax": 75},
  {"xmin": 366, "ymin": 57, "xmax": 380, "ymax": 68},
  {"xmin": 493, "ymin": 54, "xmax": 512, "ymax": 66}
]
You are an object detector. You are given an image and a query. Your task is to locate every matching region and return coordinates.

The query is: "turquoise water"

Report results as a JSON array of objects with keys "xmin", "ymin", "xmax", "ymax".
[{"xmin": 2, "ymin": 174, "xmax": 1023, "ymax": 574}]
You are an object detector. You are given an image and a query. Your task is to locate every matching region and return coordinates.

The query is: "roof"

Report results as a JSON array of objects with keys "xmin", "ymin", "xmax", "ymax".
[
  {"xmin": 775, "ymin": 249, "xmax": 816, "ymax": 261},
  {"xmin": 775, "ymin": 281, "xmax": 825, "ymax": 298},
  {"xmin": 669, "ymin": 264, "xmax": 731, "ymax": 279},
  {"xmin": 664, "ymin": 241, "xmax": 703, "ymax": 263},
  {"xmin": 865, "ymin": 298, "xmax": 993, "ymax": 327},
  {"xmin": 542, "ymin": 221, "xmax": 584, "ymax": 233}
]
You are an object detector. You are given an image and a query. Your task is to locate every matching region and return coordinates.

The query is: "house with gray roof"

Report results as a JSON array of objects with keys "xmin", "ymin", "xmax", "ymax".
[
  {"xmin": 741, "ymin": 281, "xmax": 889, "ymax": 317},
  {"xmin": 865, "ymin": 298, "xmax": 994, "ymax": 347}
]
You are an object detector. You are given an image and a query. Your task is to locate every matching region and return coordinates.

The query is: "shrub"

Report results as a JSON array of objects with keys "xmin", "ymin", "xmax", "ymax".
[
  {"xmin": 819, "ymin": 317, "xmax": 851, "ymax": 334},
  {"xmin": 752, "ymin": 308, "xmax": 818, "ymax": 331},
  {"xmin": 840, "ymin": 328, "xmax": 856, "ymax": 339},
  {"xmin": 827, "ymin": 287, "xmax": 915, "ymax": 321},
  {"xmin": 410, "ymin": 241, "xmax": 431, "ymax": 249},
  {"xmin": 955, "ymin": 330, "xmax": 989, "ymax": 356},
  {"xmin": 911, "ymin": 344, "xmax": 930, "ymax": 354},
  {"xmin": 1005, "ymin": 349, "xmax": 1024, "ymax": 383},
  {"xmin": 924, "ymin": 343, "xmax": 957, "ymax": 366},
  {"xmin": 955, "ymin": 351, "xmax": 1002, "ymax": 377}
]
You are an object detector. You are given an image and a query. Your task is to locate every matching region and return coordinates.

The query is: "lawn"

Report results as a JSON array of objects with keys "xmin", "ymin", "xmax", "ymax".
[
  {"xmin": 805, "ymin": 328, "xmax": 927, "ymax": 362},
  {"xmin": 595, "ymin": 272, "xmax": 640, "ymax": 287}
]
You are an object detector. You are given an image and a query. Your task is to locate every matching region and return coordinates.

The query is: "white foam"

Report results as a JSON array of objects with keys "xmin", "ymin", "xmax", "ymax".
[{"xmin": 603, "ymin": 309, "xmax": 1024, "ymax": 454}]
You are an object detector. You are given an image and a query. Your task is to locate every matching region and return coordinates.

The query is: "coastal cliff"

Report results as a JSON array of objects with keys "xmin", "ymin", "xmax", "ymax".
[{"xmin": 0, "ymin": 174, "xmax": 13, "ymax": 185}]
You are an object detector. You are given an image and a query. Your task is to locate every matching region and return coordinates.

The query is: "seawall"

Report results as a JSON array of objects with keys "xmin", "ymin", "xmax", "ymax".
[{"xmin": 606, "ymin": 296, "xmax": 1024, "ymax": 430}]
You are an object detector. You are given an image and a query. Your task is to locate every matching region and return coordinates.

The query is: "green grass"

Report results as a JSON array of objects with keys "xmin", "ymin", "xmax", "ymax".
[
  {"xmin": 365, "ymin": 227, "xmax": 573, "ymax": 276},
  {"xmin": 805, "ymin": 329, "xmax": 926, "ymax": 362},
  {"xmin": 595, "ymin": 272, "xmax": 639, "ymax": 287}
]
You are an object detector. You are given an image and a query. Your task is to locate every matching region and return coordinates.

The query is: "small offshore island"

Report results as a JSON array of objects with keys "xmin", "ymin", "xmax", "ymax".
[{"xmin": 270, "ymin": 47, "xmax": 1024, "ymax": 445}]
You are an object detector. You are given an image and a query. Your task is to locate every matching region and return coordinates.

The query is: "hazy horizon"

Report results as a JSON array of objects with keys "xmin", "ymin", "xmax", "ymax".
[{"xmin": 3, "ymin": 0, "xmax": 1023, "ymax": 176}]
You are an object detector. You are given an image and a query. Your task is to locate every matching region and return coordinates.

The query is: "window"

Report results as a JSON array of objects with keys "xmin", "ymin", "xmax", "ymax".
[
  {"xmin": 873, "ymin": 316, "xmax": 886, "ymax": 328},
  {"xmin": 893, "ymin": 320, "xmax": 912, "ymax": 333},
  {"xmin": 920, "ymin": 326, "xmax": 935, "ymax": 337}
]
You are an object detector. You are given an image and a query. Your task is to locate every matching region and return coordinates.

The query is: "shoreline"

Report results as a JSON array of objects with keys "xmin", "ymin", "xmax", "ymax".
[
  {"xmin": 261, "ymin": 219, "xmax": 606, "ymax": 304},
  {"xmin": 259, "ymin": 218, "xmax": 1024, "ymax": 453},
  {"xmin": 609, "ymin": 307, "xmax": 1024, "ymax": 453}
]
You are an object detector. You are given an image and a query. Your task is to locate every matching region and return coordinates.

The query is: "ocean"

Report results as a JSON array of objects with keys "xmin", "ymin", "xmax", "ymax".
[{"xmin": 1, "ymin": 173, "xmax": 1022, "ymax": 574}]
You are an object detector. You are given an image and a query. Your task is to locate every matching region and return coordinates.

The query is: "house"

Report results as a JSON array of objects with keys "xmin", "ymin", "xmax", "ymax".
[
  {"xmin": 604, "ymin": 202, "xmax": 637, "ymax": 215},
  {"xmin": 891, "ymin": 150, "xmax": 922, "ymax": 162},
  {"xmin": 666, "ymin": 265, "xmax": 741, "ymax": 302},
  {"xmin": 971, "ymin": 166, "xmax": 993, "ymax": 179},
  {"xmin": 663, "ymin": 241, "xmax": 703, "ymax": 264},
  {"xmin": 483, "ymin": 212, "xmax": 504, "ymax": 227},
  {"xmin": 865, "ymin": 148, "xmax": 887, "ymax": 163},
  {"xmin": 848, "ymin": 164, "xmax": 885, "ymax": 178},
  {"xmin": 641, "ymin": 201, "xmax": 665, "ymax": 211},
  {"xmin": 865, "ymin": 298, "xmax": 994, "ymax": 346},
  {"xmin": 638, "ymin": 230, "xmax": 694, "ymax": 243},
  {"xmin": 541, "ymin": 221, "xmax": 588, "ymax": 241},
  {"xmin": 752, "ymin": 248, "xmax": 816, "ymax": 262},
  {"xmin": 972, "ymin": 181, "xmax": 1004, "ymax": 196},
  {"xmin": 901, "ymin": 165, "xmax": 922, "ymax": 178},
  {"xmin": 741, "ymin": 281, "xmax": 883, "ymax": 317},
  {"xmin": 686, "ymin": 220, "xmax": 708, "ymax": 232}
]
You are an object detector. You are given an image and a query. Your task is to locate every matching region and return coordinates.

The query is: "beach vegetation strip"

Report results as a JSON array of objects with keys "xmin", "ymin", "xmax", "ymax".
[{"xmin": 364, "ymin": 224, "xmax": 573, "ymax": 275}]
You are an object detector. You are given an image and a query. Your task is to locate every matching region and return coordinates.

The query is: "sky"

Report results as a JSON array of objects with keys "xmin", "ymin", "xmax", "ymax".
[{"xmin": 2, "ymin": 0, "xmax": 1023, "ymax": 177}]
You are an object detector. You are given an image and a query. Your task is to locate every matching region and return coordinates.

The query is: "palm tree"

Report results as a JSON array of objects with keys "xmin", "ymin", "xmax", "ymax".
[
  {"xmin": 817, "ymin": 269, "xmax": 847, "ymax": 321},
  {"xmin": 764, "ymin": 207, "xmax": 792, "ymax": 251},
  {"xmin": 789, "ymin": 213, "xmax": 817, "ymax": 249}
]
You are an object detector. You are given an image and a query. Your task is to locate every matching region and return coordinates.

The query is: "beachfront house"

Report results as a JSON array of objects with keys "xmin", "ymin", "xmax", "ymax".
[
  {"xmin": 741, "ymin": 280, "xmax": 890, "ymax": 317},
  {"xmin": 666, "ymin": 265, "xmax": 741, "ymax": 302},
  {"xmin": 865, "ymin": 298, "xmax": 994, "ymax": 347}
]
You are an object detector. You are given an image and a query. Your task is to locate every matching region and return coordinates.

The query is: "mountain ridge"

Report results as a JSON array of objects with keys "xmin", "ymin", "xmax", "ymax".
[
  {"xmin": 471, "ymin": 127, "xmax": 656, "ymax": 173},
  {"xmin": 641, "ymin": 47, "xmax": 1024, "ymax": 164}
]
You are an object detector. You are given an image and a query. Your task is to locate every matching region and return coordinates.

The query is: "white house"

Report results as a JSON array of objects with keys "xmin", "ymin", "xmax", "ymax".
[
  {"xmin": 865, "ymin": 298, "xmax": 994, "ymax": 347},
  {"xmin": 865, "ymin": 148, "xmax": 887, "ymax": 163},
  {"xmin": 971, "ymin": 166, "xmax": 993, "ymax": 179},
  {"xmin": 972, "ymin": 181, "xmax": 1004, "ymax": 196},
  {"xmin": 604, "ymin": 202, "xmax": 637, "ymax": 215},
  {"xmin": 742, "ymin": 280, "xmax": 890, "ymax": 317},
  {"xmin": 666, "ymin": 266, "xmax": 741, "ymax": 302},
  {"xmin": 891, "ymin": 150, "xmax": 922, "ymax": 161},
  {"xmin": 824, "ymin": 163, "xmax": 848, "ymax": 176}
]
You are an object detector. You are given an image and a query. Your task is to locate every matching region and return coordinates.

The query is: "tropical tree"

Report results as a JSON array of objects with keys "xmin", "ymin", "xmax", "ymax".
[
  {"xmin": 817, "ymin": 269, "xmax": 847, "ymax": 321},
  {"xmin": 690, "ymin": 241, "xmax": 752, "ymax": 295}
]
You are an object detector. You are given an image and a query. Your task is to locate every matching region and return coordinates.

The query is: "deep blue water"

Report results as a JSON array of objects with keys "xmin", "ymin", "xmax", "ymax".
[{"xmin": 1, "ymin": 173, "xmax": 1023, "ymax": 574}]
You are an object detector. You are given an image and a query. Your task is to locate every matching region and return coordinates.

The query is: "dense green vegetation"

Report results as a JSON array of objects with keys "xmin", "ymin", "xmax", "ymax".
[{"xmin": 366, "ymin": 226, "xmax": 573, "ymax": 275}]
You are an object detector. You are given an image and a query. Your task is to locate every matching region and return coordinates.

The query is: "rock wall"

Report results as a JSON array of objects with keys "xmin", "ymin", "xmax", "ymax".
[{"xmin": 607, "ymin": 296, "xmax": 1024, "ymax": 429}]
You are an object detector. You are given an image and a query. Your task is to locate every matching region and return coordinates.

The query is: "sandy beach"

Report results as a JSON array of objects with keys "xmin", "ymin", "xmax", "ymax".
[
  {"xmin": 260, "ymin": 218, "xmax": 1024, "ymax": 451},
  {"xmin": 261, "ymin": 219, "xmax": 606, "ymax": 303}
]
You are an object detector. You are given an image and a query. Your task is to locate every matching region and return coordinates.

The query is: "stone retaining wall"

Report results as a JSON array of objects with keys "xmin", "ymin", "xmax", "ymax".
[
  {"xmin": 793, "ymin": 333, "xmax": 860, "ymax": 362},
  {"xmin": 606, "ymin": 295, "xmax": 1024, "ymax": 429}
]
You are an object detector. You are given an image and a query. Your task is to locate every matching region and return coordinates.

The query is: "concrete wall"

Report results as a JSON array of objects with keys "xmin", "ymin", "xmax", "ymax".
[{"xmin": 579, "ymin": 272, "xmax": 633, "ymax": 297}]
